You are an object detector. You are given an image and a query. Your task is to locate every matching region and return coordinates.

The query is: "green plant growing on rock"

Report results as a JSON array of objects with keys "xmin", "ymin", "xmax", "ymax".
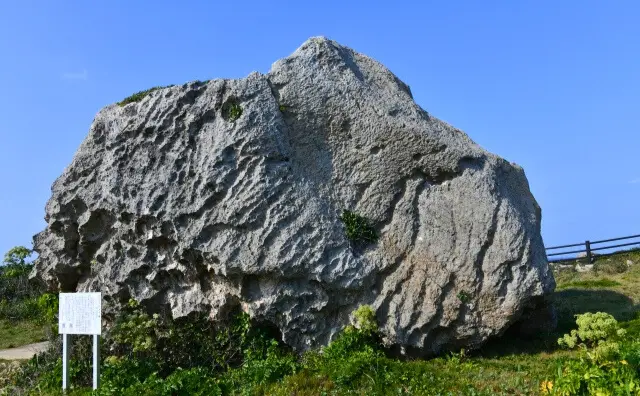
[
  {"xmin": 352, "ymin": 305, "xmax": 378, "ymax": 334},
  {"xmin": 340, "ymin": 210, "xmax": 378, "ymax": 245},
  {"xmin": 117, "ymin": 85, "xmax": 174, "ymax": 106},
  {"xmin": 457, "ymin": 290, "xmax": 471, "ymax": 304},
  {"xmin": 221, "ymin": 99, "xmax": 243, "ymax": 122},
  {"xmin": 279, "ymin": 104, "xmax": 287, "ymax": 112}
]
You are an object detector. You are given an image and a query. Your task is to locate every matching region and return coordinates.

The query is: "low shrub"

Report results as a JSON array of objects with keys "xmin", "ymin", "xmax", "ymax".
[
  {"xmin": 303, "ymin": 305, "xmax": 390, "ymax": 391},
  {"xmin": 0, "ymin": 297, "xmax": 40, "ymax": 321},
  {"xmin": 219, "ymin": 339, "xmax": 298, "ymax": 393},
  {"xmin": 121, "ymin": 367, "xmax": 222, "ymax": 396},
  {"xmin": 549, "ymin": 312, "xmax": 640, "ymax": 394},
  {"xmin": 558, "ymin": 312, "xmax": 626, "ymax": 349},
  {"xmin": 95, "ymin": 357, "xmax": 161, "ymax": 395},
  {"xmin": 105, "ymin": 299, "xmax": 289, "ymax": 376}
]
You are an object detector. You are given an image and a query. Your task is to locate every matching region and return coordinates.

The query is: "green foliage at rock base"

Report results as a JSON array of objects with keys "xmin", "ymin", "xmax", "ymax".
[
  {"xmin": 7, "ymin": 246, "xmax": 640, "ymax": 395},
  {"xmin": 549, "ymin": 312, "xmax": 640, "ymax": 395},
  {"xmin": 558, "ymin": 312, "xmax": 626, "ymax": 349}
]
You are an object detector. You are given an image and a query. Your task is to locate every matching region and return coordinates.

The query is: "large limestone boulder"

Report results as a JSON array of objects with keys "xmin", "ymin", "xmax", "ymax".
[{"xmin": 33, "ymin": 37, "xmax": 555, "ymax": 356}]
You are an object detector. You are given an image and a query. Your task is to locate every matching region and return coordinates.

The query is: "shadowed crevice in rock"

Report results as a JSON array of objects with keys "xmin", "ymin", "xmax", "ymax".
[{"xmin": 32, "ymin": 36, "xmax": 555, "ymax": 356}]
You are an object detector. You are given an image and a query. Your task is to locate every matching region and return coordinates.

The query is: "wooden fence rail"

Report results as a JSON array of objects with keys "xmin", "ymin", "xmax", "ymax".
[{"xmin": 545, "ymin": 234, "xmax": 640, "ymax": 263}]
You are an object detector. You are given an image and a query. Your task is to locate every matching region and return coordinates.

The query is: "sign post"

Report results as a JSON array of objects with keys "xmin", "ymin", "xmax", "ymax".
[{"xmin": 58, "ymin": 292, "xmax": 102, "ymax": 391}]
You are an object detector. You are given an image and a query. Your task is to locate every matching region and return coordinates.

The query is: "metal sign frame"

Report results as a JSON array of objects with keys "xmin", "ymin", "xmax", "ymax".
[{"xmin": 58, "ymin": 292, "xmax": 102, "ymax": 390}]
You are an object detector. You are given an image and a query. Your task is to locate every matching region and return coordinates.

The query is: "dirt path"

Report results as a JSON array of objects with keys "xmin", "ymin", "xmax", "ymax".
[{"xmin": 0, "ymin": 341, "xmax": 50, "ymax": 360}]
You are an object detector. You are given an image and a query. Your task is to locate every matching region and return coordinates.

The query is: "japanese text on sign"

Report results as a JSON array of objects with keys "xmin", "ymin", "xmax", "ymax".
[{"xmin": 58, "ymin": 293, "xmax": 102, "ymax": 335}]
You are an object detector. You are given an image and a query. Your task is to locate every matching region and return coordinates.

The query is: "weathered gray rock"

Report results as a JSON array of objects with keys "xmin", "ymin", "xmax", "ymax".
[
  {"xmin": 575, "ymin": 264, "xmax": 594, "ymax": 273},
  {"xmin": 32, "ymin": 37, "xmax": 555, "ymax": 356}
]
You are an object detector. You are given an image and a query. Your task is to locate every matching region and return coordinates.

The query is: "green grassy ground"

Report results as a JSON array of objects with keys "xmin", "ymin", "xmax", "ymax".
[{"xmin": 0, "ymin": 319, "xmax": 47, "ymax": 349}]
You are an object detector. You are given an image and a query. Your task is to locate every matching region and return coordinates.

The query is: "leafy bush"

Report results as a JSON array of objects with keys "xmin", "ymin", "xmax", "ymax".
[
  {"xmin": 0, "ymin": 296, "xmax": 40, "ymax": 321},
  {"xmin": 304, "ymin": 305, "xmax": 389, "ymax": 390},
  {"xmin": 37, "ymin": 292, "xmax": 59, "ymax": 335},
  {"xmin": 457, "ymin": 290, "xmax": 472, "ymax": 303},
  {"xmin": 98, "ymin": 304, "xmax": 381, "ymax": 394},
  {"xmin": 107, "ymin": 299, "xmax": 161, "ymax": 357},
  {"xmin": 95, "ymin": 357, "xmax": 161, "ymax": 395},
  {"xmin": 220, "ymin": 339, "xmax": 298, "ymax": 393},
  {"xmin": 352, "ymin": 305, "xmax": 378, "ymax": 334},
  {"xmin": 549, "ymin": 312, "xmax": 640, "ymax": 395},
  {"xmin": 106, "ymin": 299, "xmax": 286, "ymax": 376},
  {"xmin": 0, "ymin": 361, "xmax": 22, "ymax": 394},
  {"xmin": 339, "ymin": 210, "xmax": 378, "ymax": 245},
  {"xmin": 557, "ymin": 312, "xmax": 626, "ymax": 350},
  {"xmin": 126, "ymin": 367, "xmax": 222, "ymax": 396}
]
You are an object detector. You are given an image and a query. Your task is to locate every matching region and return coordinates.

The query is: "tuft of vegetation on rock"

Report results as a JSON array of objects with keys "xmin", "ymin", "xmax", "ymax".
[
  {"xmin": 117, "ymin": 85, "xmax": 174, "ymax": 107},
  {"xmin": 339, "ymin": 210, "xmax": 378, "ymax": 245},
  {"xmin": 221, "ymin": 98, "xmax": 243, "ymax": 122},
  {"xmin": 457, "ymin": 290, "xmax": 471, "ymax": 303}
]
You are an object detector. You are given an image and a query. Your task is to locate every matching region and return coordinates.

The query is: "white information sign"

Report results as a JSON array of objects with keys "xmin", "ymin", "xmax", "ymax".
[{"xmin": 58, "ymin": 292, "xmax": 102, "ymax": 335}]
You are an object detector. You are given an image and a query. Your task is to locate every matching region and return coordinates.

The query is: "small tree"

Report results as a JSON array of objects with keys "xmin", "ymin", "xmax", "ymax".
[{"xmin": 2, "ymin": 246, "xmax": 33, "ymax": 273}]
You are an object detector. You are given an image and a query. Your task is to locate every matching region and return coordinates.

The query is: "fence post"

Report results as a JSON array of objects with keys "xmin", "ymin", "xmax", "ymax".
[{"xmin": 585, "ymin": 240, "xmax": 592, "ymax": 263}]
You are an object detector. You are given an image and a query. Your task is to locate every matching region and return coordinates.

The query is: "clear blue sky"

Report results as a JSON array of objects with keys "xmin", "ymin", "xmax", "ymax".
[{"xmin": 1, "ymin": 1, "xmax": 638, "ymax": 257}]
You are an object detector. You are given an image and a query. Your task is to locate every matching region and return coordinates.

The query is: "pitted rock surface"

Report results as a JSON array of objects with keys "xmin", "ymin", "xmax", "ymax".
[{"xmin": 33, "ymin": 37, "xmax": 555, "ymax": 355}]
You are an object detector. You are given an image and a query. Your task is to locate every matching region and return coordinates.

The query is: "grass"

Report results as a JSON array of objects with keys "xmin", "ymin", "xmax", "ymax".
[
  {"xmin": 559, "ymin": 278, "xmax": 622, "ymax": 289},
  {"xmin": 0, "ymin": 319, "xmax": 47, "ymax": 349},
  {"xmin": 258, "ymin": 350, "xmax": 574, "ymax": 395}
]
